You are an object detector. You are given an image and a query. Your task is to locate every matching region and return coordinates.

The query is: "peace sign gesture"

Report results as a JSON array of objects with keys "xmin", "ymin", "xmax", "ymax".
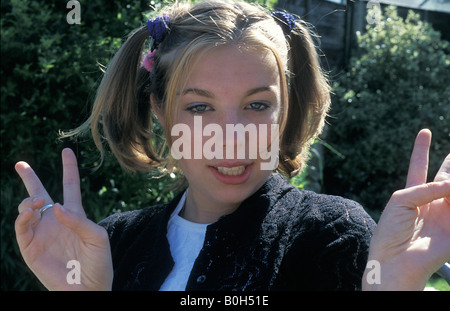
[
  {"xmin": 15, "ymin": 148, "xmax": 113, "ymax": 290},
  {"xmin": 363, "ymin": 129, "xmax": 450, "ymax": 290}
]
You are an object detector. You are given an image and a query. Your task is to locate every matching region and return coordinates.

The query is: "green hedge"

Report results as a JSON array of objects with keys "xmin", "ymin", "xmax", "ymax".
[{"xmin": 324, "ymin": 6, "xmax": 450, "ymax": 217}]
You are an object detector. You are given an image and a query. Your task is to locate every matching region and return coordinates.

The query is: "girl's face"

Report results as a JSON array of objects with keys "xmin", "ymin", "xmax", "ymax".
[{"xmin": 172, "ymin": 44, "xmax": 282, "ymax": 221}]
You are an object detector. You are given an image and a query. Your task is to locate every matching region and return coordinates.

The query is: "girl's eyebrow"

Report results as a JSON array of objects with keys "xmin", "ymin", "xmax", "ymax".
[
  {"xmin": 182, "ymin": 88, "xmax": 214, "ymax": 98},
  {"xmin": 181, "ymin": 86, "xmax": 274, "ymax": 98},
  {"xmin": 246, "ymin": 86, "xmax": 274, "ymax": 97}
]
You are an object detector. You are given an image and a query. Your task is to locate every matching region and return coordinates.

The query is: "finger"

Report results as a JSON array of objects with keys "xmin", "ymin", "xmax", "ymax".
[
  {"xmin": 18, "ymin": 197, "xmax": 45, "ymax": 214},
  {"xmin": 15, "ymin": 162, "xmax": 53, "ymax": 203},
  {"xmin": 434, "ymin": 153, "xmax": 450, "ymax": 182},
  {"xmin": 434, "ymin": 153, "xmax": 450, "ymax": 204},
  {"xmin": 53, "ymin": 204, "xmax": 107, "ymax": 242},
  {"xmin": 392, "ymin": 180, "xmax": 450, "ymax": 208},
  {"xmin": 62, "ymin": 148, "xmax": 82, "ymax": 207},
  {"xmin": 405, "ymin": 129, "xmax": 432, "ymax": 188},
  {"xmin": 15, "ymin": 208, "xmax": 37, "ymax": 251}
]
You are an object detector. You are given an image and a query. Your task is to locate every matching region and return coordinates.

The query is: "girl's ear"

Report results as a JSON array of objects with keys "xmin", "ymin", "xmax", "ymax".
[{"xmin": 150, "ymin": 94, "xmax": 165, "ymax": 125}]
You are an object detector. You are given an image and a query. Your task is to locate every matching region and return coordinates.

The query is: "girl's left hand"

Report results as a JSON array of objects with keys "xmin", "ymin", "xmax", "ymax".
[{"xmin": 363, "ymin": 129, "xmax": 450, "ymax": 290}]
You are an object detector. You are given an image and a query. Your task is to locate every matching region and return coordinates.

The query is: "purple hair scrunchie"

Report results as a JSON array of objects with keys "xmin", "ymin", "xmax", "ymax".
[
  {"xmin": 146, "ymin": 15, "xmax": 170, "ymax": 45},
  {"xmin": 142, "ymin": 15, "xmax": 170, "ymax": 72},
  {"xmin": 272, "ymin": 11, "xmax": 296, "ymax": 35}
]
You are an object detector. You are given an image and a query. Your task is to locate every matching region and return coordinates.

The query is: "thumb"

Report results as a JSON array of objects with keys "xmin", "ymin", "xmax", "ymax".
[
  {"xmin": 434, "ymin": 154, "xmax": 450, "ymax": 182},
  {"xmin": 433, "ymin": 154, "xmax": 450, "ymax": 204},
  {"xmin": 53, "ymin": 204, "xmax": 107, "ymax": 242}
]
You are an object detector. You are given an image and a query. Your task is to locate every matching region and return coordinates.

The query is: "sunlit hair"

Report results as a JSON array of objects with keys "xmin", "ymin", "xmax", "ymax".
[{"xmin": 63, "ymin": 0, "xmax": 330, "ymax": 178}]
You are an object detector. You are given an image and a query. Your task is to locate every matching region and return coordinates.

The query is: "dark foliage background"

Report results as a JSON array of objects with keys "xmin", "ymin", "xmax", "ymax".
[{"xmin": 324, "ymin": 6, "xmax": 450, "ymax": 218}]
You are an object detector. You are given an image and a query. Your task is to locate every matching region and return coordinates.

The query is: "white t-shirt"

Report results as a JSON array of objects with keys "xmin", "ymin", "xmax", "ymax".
[{"xmin": 159, "ymin": 190, "xmax": 209, "ymax": 291}]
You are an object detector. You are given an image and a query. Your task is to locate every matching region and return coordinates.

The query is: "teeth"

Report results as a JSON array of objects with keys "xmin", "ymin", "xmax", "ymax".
[{"xmin": 216, "ymin": 165, "xmax": 246, "ymax": 176}]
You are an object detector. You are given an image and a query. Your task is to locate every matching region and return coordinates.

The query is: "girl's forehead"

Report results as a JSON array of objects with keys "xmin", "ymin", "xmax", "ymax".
[{"xmin": 183, "ymin": 45, "xmax": 281, "ymax": 93}]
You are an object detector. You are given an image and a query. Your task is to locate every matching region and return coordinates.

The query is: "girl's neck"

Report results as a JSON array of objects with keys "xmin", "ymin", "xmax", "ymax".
[{"xmin": 181, "ymin": 189, "xmax": 241, "ymax": 224}]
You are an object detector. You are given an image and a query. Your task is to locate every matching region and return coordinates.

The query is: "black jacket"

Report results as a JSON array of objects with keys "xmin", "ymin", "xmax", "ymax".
[{"xmin": 99, "ymin": 173, "xmax": 376, "ymax": 291}]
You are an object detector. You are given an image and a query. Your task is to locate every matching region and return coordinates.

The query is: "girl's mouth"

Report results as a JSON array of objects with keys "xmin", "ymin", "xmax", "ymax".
[
  {"xmin": 209, "ymin": 163, "xmax": 253, "ymax": 185},
  {"xmin": 214, "ymin": 165, "xmax": 246, "ymax": 176}
]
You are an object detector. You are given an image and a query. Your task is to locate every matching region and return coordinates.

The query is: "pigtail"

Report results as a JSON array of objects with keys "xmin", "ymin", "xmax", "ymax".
[
  {"xmin": 279, "ymin": 19, "xmax": 331, "ymax": 177},
  {"xmin": 63, "ymin": 26, "xmax": 163, "ymax": 172}
]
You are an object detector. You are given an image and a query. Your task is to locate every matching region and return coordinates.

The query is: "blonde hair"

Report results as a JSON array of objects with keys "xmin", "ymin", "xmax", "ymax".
[{"xmin": 64, "ymin": 0, "xmax": 330, "ymax": 178}]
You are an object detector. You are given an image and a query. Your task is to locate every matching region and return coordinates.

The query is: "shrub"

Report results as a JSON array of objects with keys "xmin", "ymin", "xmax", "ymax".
[{"xmin": 324, "ymin": 6, "xmax": 450, "ymax": 217}]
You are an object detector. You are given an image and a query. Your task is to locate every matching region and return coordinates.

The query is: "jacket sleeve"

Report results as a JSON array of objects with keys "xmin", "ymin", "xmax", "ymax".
[
  {"xmin": 98, "ymin": 205, "xmax": 167, "ymax": 271},
  {"xmin": 98, "ymin": 209, "xmax": 147, "ymax": 268}
]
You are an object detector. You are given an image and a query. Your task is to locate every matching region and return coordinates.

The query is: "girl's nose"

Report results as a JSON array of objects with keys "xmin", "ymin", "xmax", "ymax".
[
  {"xmin": 218, "ymin": 110, "xmax": 254, "ymax": 160},
  {"xmin": 219, "ymin": 108, "xmax": 240, "ymax": 126}
]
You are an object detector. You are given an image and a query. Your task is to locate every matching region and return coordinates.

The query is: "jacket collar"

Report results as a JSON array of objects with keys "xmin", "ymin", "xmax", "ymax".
[
  {"xmin": 167, "ymin": 173, "xmax": 294, "ymax": 230},
  {"xmin": 209, "ymin": 173, "xmax": 294, "ymax": 229}
]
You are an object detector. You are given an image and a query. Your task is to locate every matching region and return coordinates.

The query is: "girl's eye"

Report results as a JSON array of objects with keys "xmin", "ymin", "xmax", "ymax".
[
  {"xmin": 186, "ymin": 103, "xmax": 212, "ymax": 114},
  {"xmin": 246, "ymin": 101, "xmax": 270, "ymax": 111}
]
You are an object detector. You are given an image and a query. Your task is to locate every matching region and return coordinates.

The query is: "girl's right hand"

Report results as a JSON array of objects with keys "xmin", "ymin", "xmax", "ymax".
[{"xmin": 14, "ymin": 148, "xmax": 113, "ymax": 290}]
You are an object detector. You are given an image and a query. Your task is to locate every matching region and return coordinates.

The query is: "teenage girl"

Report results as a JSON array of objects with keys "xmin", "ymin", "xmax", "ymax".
[{"xmin": 15, "ymin": 0, "xmax": 449, "ymax": 290}]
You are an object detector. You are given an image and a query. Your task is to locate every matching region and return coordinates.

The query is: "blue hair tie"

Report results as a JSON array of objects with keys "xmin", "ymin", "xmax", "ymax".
[
  {"xmin": 146, "ymin": 15, "xmax": 170, "ymax": 46},
  {"xmin": 272, "ymin": 11, "xmax": 296, "ymax": 35}
]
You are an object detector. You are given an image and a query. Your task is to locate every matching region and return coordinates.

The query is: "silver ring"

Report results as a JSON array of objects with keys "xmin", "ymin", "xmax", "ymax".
[{"xmin": 39, "ymin": 204, "xmax": 53, "ymax": 216}]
